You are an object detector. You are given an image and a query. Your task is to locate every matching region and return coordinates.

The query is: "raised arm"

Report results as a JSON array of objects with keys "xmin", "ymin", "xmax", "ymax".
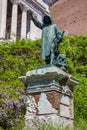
[{"xmin": 30, "ymin": 12, "xmax": 43, "ymax": 30}]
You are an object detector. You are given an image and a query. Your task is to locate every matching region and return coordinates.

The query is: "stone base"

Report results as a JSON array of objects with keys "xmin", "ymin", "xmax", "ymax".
[
  {"xmin": 19, "ymin": 65, "xmax": 79, "ymax": 128},
  {"xmin": 24, "ymin": 91, "xmax": 73, "ymax": 128}
]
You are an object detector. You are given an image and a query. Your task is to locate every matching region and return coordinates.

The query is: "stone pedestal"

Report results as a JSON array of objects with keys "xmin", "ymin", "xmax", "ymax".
[{"xmin": 19, "ymin": 65, "xmax": 79, "ymax": 128}]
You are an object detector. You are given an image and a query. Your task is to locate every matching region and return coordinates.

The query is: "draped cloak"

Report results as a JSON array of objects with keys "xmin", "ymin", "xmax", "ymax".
[{"xmin": 31, "ymin": 14, "xmax": 62, "ymax": 60}]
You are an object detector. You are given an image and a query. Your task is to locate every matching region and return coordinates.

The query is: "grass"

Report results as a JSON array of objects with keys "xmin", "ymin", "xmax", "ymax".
[{"xmin": 1, "ymin": 119, "xmax": 86, "ymax": 130}]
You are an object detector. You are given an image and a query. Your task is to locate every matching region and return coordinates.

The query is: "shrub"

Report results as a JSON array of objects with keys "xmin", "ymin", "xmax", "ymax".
[{"xmin": 0, "ymin": 36, "xmax": 87, "ymax": 129}]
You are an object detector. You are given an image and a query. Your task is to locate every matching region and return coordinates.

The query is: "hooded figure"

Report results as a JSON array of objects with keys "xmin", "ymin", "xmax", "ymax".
[{"xmin": 30, "ymin": 13, "xmax": 64, "ymax": 64}]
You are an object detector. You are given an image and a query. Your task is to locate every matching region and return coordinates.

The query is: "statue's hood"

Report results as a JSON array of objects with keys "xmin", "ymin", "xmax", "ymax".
[{"xmin": 43, "ymin": 14, "xmax": 53, "ymax": 25}]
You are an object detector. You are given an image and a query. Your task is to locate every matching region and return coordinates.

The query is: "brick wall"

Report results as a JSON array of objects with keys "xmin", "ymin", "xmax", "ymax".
[
  {"xmin": 50, "ymin": 0, "xmax": 87, "ymax": 35},
  {"xmin": 31, "ymin": 91, "xmax": 62, "ymax": 114}
]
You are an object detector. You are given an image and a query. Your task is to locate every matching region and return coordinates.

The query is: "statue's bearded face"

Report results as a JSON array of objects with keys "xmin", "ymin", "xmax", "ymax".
[{"xmin": 43, "ymin": 16, "xmax": 51, "ymax": 25}]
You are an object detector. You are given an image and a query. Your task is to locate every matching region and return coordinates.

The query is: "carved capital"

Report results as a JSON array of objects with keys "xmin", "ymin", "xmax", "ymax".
[
  {"xmin": 10, "ymin": 0, "xmax": 21, "ymax": 5},
  {"xmin": 23, "ymin": 6, "xmax": 29, "ymax": 12},
  {"xmin": 20, "ymin": 5, "xmax": 29, "ymax": 12}
]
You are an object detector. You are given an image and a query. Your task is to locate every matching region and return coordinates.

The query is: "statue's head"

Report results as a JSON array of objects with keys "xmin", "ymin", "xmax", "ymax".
[{"xmin": 43, "ymin": 14, "xmax": 53, "ymax": 25}]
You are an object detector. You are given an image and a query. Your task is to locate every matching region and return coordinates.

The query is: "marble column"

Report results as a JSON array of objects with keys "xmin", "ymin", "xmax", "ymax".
[
  {"xmin": 10, "ymin": 0, "xmax": 18, "ymax": 41},
  {"xmin": 20, "ymin": 6, "xmax": 28, "ymax": 39},
  {"xmin": 0, "ymin": 0, "xmax": 7, "ymax": 39}
]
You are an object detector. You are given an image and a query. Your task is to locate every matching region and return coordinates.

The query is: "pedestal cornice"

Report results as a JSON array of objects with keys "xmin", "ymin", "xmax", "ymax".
[{"xmin": 19, "ymin": 65, "xmax": 79, "ymax": 94}]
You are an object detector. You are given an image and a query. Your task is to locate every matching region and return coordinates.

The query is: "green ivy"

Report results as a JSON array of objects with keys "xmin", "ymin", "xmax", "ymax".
[{"xmin": 0, "ymin": 36, "xmax": 87, "ymax": 129}]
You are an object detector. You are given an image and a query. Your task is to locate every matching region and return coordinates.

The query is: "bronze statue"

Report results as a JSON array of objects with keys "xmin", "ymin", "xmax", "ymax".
[{"xmin": 30, "ymin": 12, "xmax": 67, "ymax": 71}]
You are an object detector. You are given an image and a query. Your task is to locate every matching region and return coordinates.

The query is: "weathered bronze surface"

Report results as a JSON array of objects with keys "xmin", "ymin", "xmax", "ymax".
[{"xmin": 30, "ymin": 13, "xmax": 67, "ymax": 71}]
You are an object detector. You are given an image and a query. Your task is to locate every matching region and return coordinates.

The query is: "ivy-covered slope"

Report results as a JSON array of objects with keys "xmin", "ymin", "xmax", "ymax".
[
  {"xmin": 0, "ymin": 36, "xmax": 87, "ymax": 129},
  {"xmin": 59, "ymin": 36, "xmax": 87, "ymax": 120},
  {"xmin": 0, "ymin": 39, "xmax": 45, "ymax": 129}
]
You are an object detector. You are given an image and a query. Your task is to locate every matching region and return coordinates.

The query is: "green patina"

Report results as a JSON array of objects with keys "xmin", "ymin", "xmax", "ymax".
[{"xmin": 30, "ymin": 13, "xmax": 67, "ymax": 70}]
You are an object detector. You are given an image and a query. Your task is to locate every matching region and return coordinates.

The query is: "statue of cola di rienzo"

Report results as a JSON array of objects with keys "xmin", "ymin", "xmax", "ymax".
[{"xmin": 30, "ymin": 12, "xmax": 67, "ymax": 71}]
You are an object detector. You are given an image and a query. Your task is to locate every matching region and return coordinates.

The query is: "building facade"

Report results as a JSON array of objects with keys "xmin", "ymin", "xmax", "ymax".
[{"xmin": 0, "ymin": 0, "xmax": 49, "ymax": 41}]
